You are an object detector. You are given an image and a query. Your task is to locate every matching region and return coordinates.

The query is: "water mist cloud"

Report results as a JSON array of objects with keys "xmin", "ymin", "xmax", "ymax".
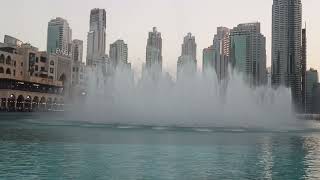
[{"xmin": 68, "ymin": 67, "xmax": 296, "ymax": 129}]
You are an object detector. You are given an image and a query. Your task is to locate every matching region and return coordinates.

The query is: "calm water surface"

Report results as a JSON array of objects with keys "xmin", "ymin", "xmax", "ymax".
[{"xmin": 1, "ymin": 113, "xmax": 320, "ymax": 179}]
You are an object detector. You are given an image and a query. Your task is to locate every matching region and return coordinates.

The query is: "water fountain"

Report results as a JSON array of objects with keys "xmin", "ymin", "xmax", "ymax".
[{"xmin": 68, "ymin": 67, "xmax": 296, "ymax": 129}]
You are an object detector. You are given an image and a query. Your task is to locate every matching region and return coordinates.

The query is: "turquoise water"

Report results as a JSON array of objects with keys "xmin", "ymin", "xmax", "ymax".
[{"xmin": 1, "ymin": 113, "xmax": 320, "ymax": 179}]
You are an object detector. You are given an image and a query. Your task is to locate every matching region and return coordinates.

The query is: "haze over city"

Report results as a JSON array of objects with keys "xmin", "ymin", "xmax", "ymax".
[
  {"xmin": 2, "ymin": 0, "xmax": 320, "ymax": 179},
  {"xmin": 0, "ymin": 0, "xmax": 319, "ymax": 77}
]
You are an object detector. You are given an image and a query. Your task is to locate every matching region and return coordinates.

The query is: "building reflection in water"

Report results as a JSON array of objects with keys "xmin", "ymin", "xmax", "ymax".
[{"xmin": 302, "ymin": 135, "xmax": 320, "ymax": 179}]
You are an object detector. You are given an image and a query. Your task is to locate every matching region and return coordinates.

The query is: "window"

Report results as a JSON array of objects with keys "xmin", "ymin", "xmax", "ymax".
[
  {"xmin": 6, "ymin": 56, "xmax": 11, "ymax": 65},
  {"xmin": 0, "ymin": 67, "xmax": 4, "ymax": 73},
  {"xmin": 36, "ymin": 57, "xmax": 39, "ymax": 63},
  {"xmin": 50, "ymin": 61, "xmax": 54, "ymax": 66},
  {"xmin": 14, "ymin": 61, "xmax": 16, "ymax": 67},
  {"xmin": 40, "ymin": 57, "xmax": 46, "ymax": 63},
  {"xmin": 0, "ymin": 54, "xmax": 4, "ymax": 63},
  {"xmin": 50, "ymin": 68, "xmax": 54, "ymax": 74},
  {"xmin": 20, "ymin": 71, "xmax": 23, "ymax": 76},
  {"xmin": 35, "ymin": 65, "xmax": 38, "ymax": 71},
  {"xmin": 13, "ymin": 70, "xmax": 15, "ymax": 76},
  {"xmin": 73, "ymin": 67, "xmax": 75, "ymax": 72},
  {"xmin": 21, "ymin": 62, "xmax": 23, "ymax": 67},
  {"xmin": 6, "ymin": 68, "xmax": 11, "ymax": 75},
  {"xmin": 40, "ymin": 67, "xmax": 45, "ymax": 71}
]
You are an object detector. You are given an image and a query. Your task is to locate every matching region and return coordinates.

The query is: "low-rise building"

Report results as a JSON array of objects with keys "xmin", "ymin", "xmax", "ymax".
[{"xmin": 0, "ymin": 37, "xmax": 65, "ymax": 111}]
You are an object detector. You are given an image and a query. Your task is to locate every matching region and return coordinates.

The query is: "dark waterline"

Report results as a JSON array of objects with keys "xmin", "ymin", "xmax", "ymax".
[{"xmin": 1, "ymin": 113, "xmax": 320, "ymax": 179}]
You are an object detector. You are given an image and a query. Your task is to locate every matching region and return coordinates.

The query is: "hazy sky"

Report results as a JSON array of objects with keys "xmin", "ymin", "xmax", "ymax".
[{"xmin": 0, "ymin": 0, "xmax": 319, "ymax": 76}]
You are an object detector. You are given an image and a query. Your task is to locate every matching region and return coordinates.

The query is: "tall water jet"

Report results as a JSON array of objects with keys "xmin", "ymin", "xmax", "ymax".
[{"xmin": 67, "ymin": 66, "xmax": 297, "ymax": 129}]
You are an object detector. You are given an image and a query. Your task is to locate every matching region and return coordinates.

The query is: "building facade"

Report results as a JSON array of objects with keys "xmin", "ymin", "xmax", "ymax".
[
  {"xmin": 47, "ymin": 17, "xmax": 72, "ymax": 55},
  {"xmin": 229, "ymin": 22, "xmax": 267, "ymax": 86},
  {"xmin": 109, "ymin": 39, "xmax": 130, "ymax": 70},
  {"xmin": 202, "ymin": 46, "xmax": 214, "ymax": 74},
  {"xmin": 4, "ymin": 35, "xmax": 23, "ymax": 47},
  {"xmin": 146, "ymin": 27, "xmax": 162, "ymax": 74},
  {"xmin": 312, "ymin": 83, "xmax": 320, "ymax": 114},
  {"xmin": 177, "ymin": 33, "xmax": 197, "ymax": 79},
  {"xmin": 208, "ymin": 27, "xmax": 230, "ymax": 81},
  {"xmin": 86, "ymin": 8, "xmax": 107, "ymax": 66},
  {"xmin": 72, "ymin": 39, "xmax": 83, "ymax": 63},
  {"xmin": 272, "ymin": 0, "xmax": 302, "ymax": 110},
  {"xmin": 305, "ymin": 69, "xmax": 318, "ymax": 113},
  {"xmin": 0, "ymin": 38, "xmax": 64, "ymax": 112}
]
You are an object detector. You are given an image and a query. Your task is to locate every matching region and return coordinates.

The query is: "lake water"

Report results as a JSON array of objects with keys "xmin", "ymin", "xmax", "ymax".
[{"xmin": 1, "ymin": 113, "xmax": 320, "ymax": 179}]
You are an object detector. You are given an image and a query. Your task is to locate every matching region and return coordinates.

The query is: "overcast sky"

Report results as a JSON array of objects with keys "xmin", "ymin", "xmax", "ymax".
[{"xmin": 0, "ymin": 0, "xmax": 318, "ymax": 77}]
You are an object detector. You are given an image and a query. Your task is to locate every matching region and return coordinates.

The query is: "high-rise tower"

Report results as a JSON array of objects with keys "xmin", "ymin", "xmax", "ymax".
[
  {"xmin": 177, "ymin": 33, "xmax": 197, "ymax": 79},
  {"xmin": 229, "ymin": 22, "xmax": 267, "ymax": 86},
  {"xmin": 272, "ymin": 0, "xmax": 302, "ymax": 110},
  {"xmin": 47, "ymin": 17, "xmax": 72, "ymax": 55},
  {"xmin": 301, "ymin": 26, "xmax": 307, "ymax": 112},
  {"xmin": 146, "ymin": 27, "xmax": 162, "ymax": 74},
  {"xmin": 109, "ymin": 39, "xmax": 129, "ymax": 69},
  {"xmin": 86, "ymin": 8, "xmax": 107, "ymax": 66},
  {"xmin": 72, "ymin": 40, "xmax": 83, "ymax": 62}
]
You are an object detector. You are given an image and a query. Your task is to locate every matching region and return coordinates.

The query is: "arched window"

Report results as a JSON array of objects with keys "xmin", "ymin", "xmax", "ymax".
[
  {"xmin": 0, "ymin": 67, "xmax": 4, "ymax": 73},
  {"xmin": 6, "ymin": 56, "xmax": 11, "ymax": 65},
  {"xmin": 50, "ymin": 60, "xmax": 54, "ymax": 66},
  {"xmin": 6, "ymin": 68, "xmax": 11, "ymax": 75},
  {"xmin": 0, "ymin": 54, "xmax": 4, "ymax": 64}
]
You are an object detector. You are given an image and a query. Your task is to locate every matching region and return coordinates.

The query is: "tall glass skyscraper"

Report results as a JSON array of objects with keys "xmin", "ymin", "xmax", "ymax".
[
  {"xmin": 229, "ymin": 22, "xmax": 266, "ymax": 86},
  {"xmin": 272, "ymin": 0, "xmax": 302, "ymax": 110},
  {"xmin": 86, "ymin": 8, "xmax": 107, "ymax": 66},
  {"xmin": 47, "ymin": 17, "xmax": 72, "ymax": 55}
]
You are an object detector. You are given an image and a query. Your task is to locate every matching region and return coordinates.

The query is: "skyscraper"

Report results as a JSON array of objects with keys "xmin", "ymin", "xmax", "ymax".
[
  {"xmin": 109, "ymin": 39, "xmax": 129, "ymax": 69},
  {"xmin": 272, "ymin": 0, "xmax": 302, "ymax": 110},
  {"xmin": 213, "ymin": 27, "xmax": 230, "ymax": 81},
  {"xmin": 312, "ymin": 83, "xmax": 320, "ymax": 114},
  {"xmin": 177, "ymin": 33, "xmax": 197, "ymax": 79},
  {"xmin": 86, "ymin": 8, "xmax": 107, "ymax": 66},
  {"xmin": 202, "ymin": 46, "xmax": 214, "ymax": 74},
  {"xmin": 146, "ymin": 27, "xmax": 162, "ymax": 74},
  {"xmin": 306, "ymin": 69, "xmax": 318, "ymax": 113},
  {"xmin": 229, "ymin": 22, "xmax": 266, "ymax": 86},
  {"xmin": 72, "ymin": 40, "xmax": 83, "ymax": 62},
  {"xmin": 47, "ymin": 17, "xmax": 72, "ymax": 55},
  {"xmin": 301, "ymin": 26, "xmax": 307, "ymax": 112}
]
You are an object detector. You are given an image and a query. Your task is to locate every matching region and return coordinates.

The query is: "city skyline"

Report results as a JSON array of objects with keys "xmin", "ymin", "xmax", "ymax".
[{"xmin": 0, "ymin": 0, "xmax": 319, "ymax": 77}]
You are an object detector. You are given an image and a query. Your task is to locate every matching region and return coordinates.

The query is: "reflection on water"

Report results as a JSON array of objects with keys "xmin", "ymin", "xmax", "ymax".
[
  {"xmin": 1, "ymin": 115, "xmax": 320, "ymax": 179},
  {"xmin": 303, "ymin": 136, "xmax": 320, "ymax": 179}
]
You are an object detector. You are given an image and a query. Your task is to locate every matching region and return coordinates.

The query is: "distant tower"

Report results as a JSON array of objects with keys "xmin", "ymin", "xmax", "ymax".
[
  {"xmin": 202, "ymin": 45, "xmax": 214, "ymax": 74},
  {"xmin": 306, "ymin": 69, "xmax": 318, "ymax": 113},
  {"xmin": 146, "ymin": 27, "xmax": 162, "ymax": 74},
  {"xmin": 47, "ymin": 17, "xmax": 72, "ymax": 55},
  {"xmin": 301, "ymin": 25, "xmax": 307, "ymax": 112},
  {"xmin": 109, "ymin": 39, "xmax": 129, "ymax": 69},
  {"xmin": 213, "ymin": 27, "xmax": 230, "ymax": 81},
  {"xmin": 86, "ymin": 8, "xmax": 107, "ymax": 66},
  {"xmin": 72, "ymin": 40, "xmax": 83, "ymax": 62},
  {"xmin": 272, "ymin": 0, "xmax": 302, "ymax": 110},
  {"xmin": 177, "ymin": 33, "xmax": 197, "ymax": 79},
  {"xmin": 229, "ymin": 22, "xmax": 267, "ymax": 86}
]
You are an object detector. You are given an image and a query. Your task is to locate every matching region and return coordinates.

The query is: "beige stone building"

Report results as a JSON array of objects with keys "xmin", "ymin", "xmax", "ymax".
[{"xmin": 0, "ymin": 39, "xmax": 67, "ymax": 111}]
